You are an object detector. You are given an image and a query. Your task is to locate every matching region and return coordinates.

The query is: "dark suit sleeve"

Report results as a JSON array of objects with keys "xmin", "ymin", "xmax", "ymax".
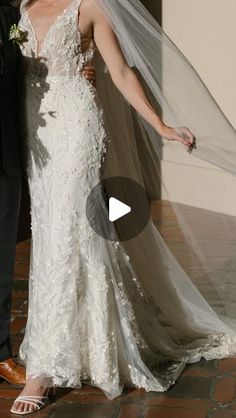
[
  {"xmin": 0, "ymin": 4, "xmax": 19, "ymax": 78},
  {"xmin": 0, "ymin": 5, "xmax": 22, "ymax": 176},
  {"xmin": 0, "ymin": 43, "xmax": 3, "ymax": 77},
  {"xmin": 0, "ymin": 8, "xmax": 6, "ymax": 78}
]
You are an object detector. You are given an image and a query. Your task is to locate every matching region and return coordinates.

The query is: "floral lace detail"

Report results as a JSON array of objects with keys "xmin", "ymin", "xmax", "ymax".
[
  {"xmin": 18, "ymin": 0, "xmax": 157, "ymax": 396},
  {"xmin": 18, "ymin": 0, "xmax": 236, "ymax": 401},
  {"xmin": 19, "ymin": 0, "xmax": 96, "ymax": 79}
]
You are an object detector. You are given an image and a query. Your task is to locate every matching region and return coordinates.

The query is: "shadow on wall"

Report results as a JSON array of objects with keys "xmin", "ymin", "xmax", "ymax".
[{"xmin": 136, "ymin": 0, "xmax": 163, "ymax": 200}]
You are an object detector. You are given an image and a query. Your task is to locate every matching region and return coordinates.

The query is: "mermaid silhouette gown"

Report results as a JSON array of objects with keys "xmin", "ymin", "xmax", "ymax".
[{"xmin": 18, "ymin": 0, "xmax": 236, "ymax": 400}]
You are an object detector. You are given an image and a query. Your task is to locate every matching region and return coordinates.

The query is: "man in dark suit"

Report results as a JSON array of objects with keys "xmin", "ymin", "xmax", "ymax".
[
  {"xmin": 0, "ymin": 0, "xmax": 97, "ymax": 387},
  {"xmin": 0, "ymin": 0, "xmax": 25, "ymax": 386}
]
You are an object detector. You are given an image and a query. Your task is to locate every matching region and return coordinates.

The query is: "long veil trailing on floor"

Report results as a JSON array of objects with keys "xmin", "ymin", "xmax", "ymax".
[
  {"xmin": 91, "ymin": 0, "xmax": 236, "ymax": 393},
  {"xmin": 19, "ymin": 0, "xmax": 236, "ymax": 400}
]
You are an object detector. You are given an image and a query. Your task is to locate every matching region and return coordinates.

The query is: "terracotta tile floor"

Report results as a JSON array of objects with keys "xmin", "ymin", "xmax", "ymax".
[{"xmin": 1, "ymin": 202, "xmax": 236, "ymax": 418}]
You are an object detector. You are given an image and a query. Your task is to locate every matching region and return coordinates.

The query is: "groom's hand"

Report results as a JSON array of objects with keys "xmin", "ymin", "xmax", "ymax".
[{"xmin": 82, "ymin": 65, "xmax": 96, "ymax": 88}]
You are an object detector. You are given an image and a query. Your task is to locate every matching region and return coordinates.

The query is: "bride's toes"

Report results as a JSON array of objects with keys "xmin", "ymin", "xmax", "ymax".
[
  {"xmin": 11, "ymin": 400, "xmax": 35, "ymax": 413},
  {"xmin": 19, "ymin": 402, "xmax": 26, "ymax": 413},
  {"xmin": 11, "ymin": 401, "xmax": 23, "ymax": 412},
  {"xmin": 23, "ymin": 401, "xmax": 32, "ymax": 413},
  {"xmin": 10, "ymin": 378, "xmax": 50, "ymax": 414},
  {"xmin": 23, "ymin": 402, "xmax": 28, "ymax": 413},
  {"xmin": 28, "ymin": 403, "xmax": 36, "ymax": 413},
  {"xmin": 11, "ymin": 401, "xmax": 19, "ymax": 412}
]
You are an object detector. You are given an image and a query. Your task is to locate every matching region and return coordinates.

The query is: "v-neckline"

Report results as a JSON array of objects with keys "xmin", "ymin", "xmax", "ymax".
[{"xmin": 25, "ymin": 0, "xmax": 78, "ymax": 58}]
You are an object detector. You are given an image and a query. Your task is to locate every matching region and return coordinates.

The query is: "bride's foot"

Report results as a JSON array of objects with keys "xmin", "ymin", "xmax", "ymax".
[{"xmin": 10, "ymin": 376, "xmax": 53, "ymax": 415}]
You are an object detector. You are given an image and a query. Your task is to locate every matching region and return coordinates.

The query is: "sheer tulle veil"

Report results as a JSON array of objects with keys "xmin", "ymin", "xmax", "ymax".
[
  {"xmin": 93, "ymin": 0, "xmax": 236, "ymax": 358},
  {"xmin": 19, "ymin": 0, "xmax": 236, "ymax": 398}
]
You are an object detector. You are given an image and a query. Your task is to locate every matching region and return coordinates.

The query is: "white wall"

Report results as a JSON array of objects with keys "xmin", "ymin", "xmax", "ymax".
[
  {"xmin": 163, "ymin": 0, "xmax": 236, "ymax": 125},
  {"xmin": 161, "ymin": 0, "xmax": 236, "ymax": 215}
]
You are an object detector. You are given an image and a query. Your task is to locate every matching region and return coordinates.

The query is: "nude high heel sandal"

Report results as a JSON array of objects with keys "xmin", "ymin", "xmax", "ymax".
[{"xmin": 10, "ymin": 386, "xmax": 56, "ymax": 415}]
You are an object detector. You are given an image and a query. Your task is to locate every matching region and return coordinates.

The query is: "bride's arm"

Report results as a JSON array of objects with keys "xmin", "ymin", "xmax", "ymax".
[{"xmin": 87, "ymin": 0, "xmax": 194, "ymax": 148}]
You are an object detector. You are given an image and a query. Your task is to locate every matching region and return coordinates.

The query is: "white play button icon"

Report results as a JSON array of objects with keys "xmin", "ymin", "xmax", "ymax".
[
  {"xmin": 86, "ymin": 177, "xmax": 151, "ymax": 241},
  {"xmin": 109, "ymin": 197, "xmax": 131, "ymax": 222}
]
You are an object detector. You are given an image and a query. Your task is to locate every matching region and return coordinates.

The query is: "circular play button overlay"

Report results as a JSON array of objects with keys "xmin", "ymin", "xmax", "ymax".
[{"xmin": 86, "ymin": 176, "xmax": 151, "ymax": 241}]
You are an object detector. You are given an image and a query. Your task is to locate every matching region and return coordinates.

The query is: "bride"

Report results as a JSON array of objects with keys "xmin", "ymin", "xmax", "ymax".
[{"xmin": 11, "ymin": 0, "xmax": 236, "ymax": 415}]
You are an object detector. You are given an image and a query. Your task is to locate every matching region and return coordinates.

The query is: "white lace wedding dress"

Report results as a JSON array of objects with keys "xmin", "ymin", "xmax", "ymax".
[{"xmin": 18, "ymin": 0, "xmax": 236, "ymax": 400}]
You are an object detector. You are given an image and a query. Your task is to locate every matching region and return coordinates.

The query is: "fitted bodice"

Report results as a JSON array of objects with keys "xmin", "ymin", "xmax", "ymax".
[{"xmin": 19, "ymin": 0, "xmax": 96, "ymax": 79}]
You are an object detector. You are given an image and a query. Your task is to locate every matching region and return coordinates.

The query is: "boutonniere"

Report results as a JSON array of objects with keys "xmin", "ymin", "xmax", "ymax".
[{"xmin": 9, "ymin": 24, "xmax": 28, "ymax": 47}]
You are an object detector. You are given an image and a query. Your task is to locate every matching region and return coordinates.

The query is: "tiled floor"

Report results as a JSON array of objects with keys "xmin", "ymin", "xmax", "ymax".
[{"xmin": 1, "ymin": 202, "xmax": 236, "ymax": 418}]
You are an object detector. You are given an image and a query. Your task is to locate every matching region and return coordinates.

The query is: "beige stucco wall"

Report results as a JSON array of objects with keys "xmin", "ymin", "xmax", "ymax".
[{"xmin": 161, "ymin": 0, "xmax": 236, "ymax": 215}]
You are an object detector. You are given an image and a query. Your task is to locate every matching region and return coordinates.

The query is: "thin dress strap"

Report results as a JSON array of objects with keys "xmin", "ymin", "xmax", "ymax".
[
  {"xmin": 20, "ymin": 0, "xmax": 83, "ymax": 15},
  {"xmin": 20, "ymin": 0, "xmax": 30, "ymax": 14},
  {"xmin": 71, "ymin": 0, "xmax": 84, "ymax": 13}
]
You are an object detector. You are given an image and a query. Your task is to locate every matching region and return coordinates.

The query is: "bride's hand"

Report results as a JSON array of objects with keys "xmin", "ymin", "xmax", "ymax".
[
  {"xmin": 82, "ymin": 65, "xmax": 96, "ymax": 87},
  {"xmin": 161, "ymin": 125, "xmax": 196, "ymax": 153}
]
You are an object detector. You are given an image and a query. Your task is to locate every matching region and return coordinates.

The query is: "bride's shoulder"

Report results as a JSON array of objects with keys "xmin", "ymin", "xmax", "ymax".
[
  {"xmin": 81, "ymin": 0, "xmax": 104, "ymax": 20},
  {"xmin": 81, "ymin": 0, "xmax": 96, "ymax": 10}
]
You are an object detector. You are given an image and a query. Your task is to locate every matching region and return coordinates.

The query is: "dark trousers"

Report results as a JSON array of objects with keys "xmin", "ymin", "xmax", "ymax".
[{"xmin": 0, "ymin": 162, "xmax": 21, "ymax": 362}]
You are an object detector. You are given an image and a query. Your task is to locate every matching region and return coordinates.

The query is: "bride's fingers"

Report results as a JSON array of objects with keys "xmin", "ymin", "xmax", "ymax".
[
  {"xmin": 83, "ymin": 68, "xmax": 95, "ymax": 75},
  {"xmin": 82, "ymin": 70, "xmax": 91, "ymax": 77},
  {"xmin": 184, "ymin": 130, "xmax": 197, "ymax": 151},
  {"xmin": 177, "ymin": 137, "xmax": 191, "ymax": 146},
  {"xmin": 176, "ymin": 127, "xmax": 197, "ymax": 149},
  {"xmin": 84, "ymin": 70, "xmax": 95, "ymax": 77},
  {"xmin": 175, "ymin": 134, "xmax": 194, "ymax": 149},
  {"xmin": 180, "ymin": 127, "xmax": 193, "ymax": 142},
  {"xmin": 83, "ymin": 73, "xmax": 96, "ymax": 83},
  {"xmin": 173, "ymin": 129, "xmax": 191, "ymax": 145},
  {"xmin": 183, "ymin": 128, "xmax": 196, "ymax": 147},
  {"xmin": 83, "ymin": 65, "xmax": 94, "ymax": 71}
]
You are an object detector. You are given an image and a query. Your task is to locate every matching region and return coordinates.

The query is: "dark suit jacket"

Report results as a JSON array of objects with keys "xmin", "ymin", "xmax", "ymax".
[
  {"xmin": 0, "ymin": 3, "xmax": 30, "ymax": 242},
  {"xmin": 0, "ymin": 2, "xmax": 22, "ymax": 176}
]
